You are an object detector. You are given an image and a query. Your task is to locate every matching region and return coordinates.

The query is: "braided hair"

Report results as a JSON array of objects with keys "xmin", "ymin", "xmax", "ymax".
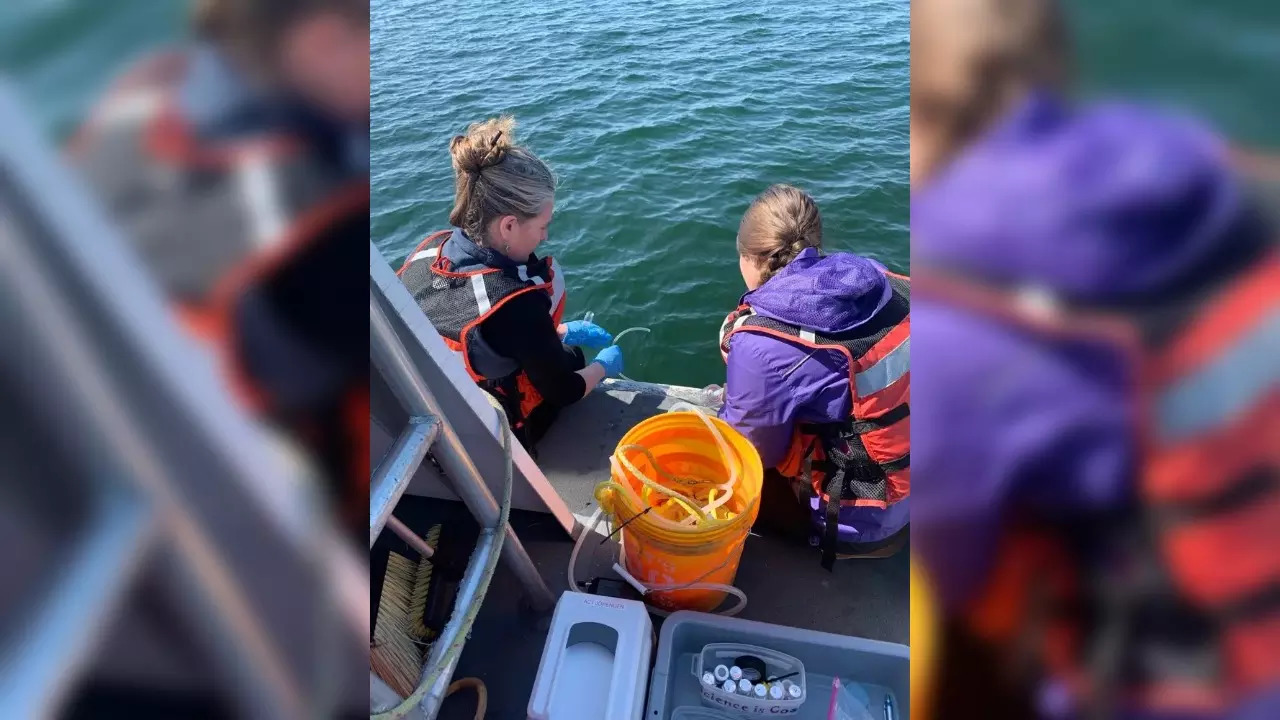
[{"xmin": 737, "ymin": 184, "xmax": 824, "ymax": 284}]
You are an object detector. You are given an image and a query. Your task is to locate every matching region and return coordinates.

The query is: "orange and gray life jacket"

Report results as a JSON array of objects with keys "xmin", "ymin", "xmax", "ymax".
[
  {"xmin": 397, "ymin": 230, "xmax": 567, "ymax": 438},
  {"xmin": 919, "ymin": 250, "xmax": 1280, "ymax": 714},
  {"xmin": 719, "ymin": 272, "xmax": 911, "ymax": 569},
  {"xmin": 68, "ymin": 49, "xmax": 371, "ymax": 533}
]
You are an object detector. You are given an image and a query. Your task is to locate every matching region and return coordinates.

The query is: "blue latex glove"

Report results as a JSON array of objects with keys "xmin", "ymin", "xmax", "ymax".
[
  {"xmin": 562, "ymin": 320, "xmax": 613, "ymax": 347},
  {"xmin": 592, "ymin": 345, "xmax": 624, "ymax": 377}
]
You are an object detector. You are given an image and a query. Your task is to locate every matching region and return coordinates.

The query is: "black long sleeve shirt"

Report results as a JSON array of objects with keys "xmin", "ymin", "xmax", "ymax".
[{"xmin": 480, "ymin": 291, "xmax": 587, "ymax": 406}]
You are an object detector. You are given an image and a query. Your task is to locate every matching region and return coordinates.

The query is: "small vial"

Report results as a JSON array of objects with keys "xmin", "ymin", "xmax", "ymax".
[
  {"xmin": 769, "ymin": 683, "xmax": 785, "ymax": 700},
  {"xmin": 702, "ymin": 672, "xmax": 717, "ymax": 687},
  {"xmin": 738, "ymin": 678, "xmax": 752, "ymax": 694},
  {"xmin": 728, "ymin": 666, "xmax": 743, "ymax": 681},
  {"xmin": 713, "ymin": 665, "xmax": 730, "ymax": 682},
  {"xmin": 721, "ymin": 679, "xmax": 737, "ymax": 694},
  {"xmin": 752, "ymin": 683, "xmax": 767, "ymax": 699},
  {"xmin": 785, "ymin": 681, "xmax": 803, "ymax": 700}
]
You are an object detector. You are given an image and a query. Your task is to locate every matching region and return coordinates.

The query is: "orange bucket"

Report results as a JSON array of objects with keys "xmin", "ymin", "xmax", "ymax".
[{"xmin": 595, "ymin": 411, "xmax": 763, "ymax": 612}]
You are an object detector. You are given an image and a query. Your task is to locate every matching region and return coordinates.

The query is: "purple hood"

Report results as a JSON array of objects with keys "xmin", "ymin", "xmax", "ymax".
[
  {"xmin": 743, "ymin": 247, "xmax": 892, "ymax": 332},
  {"xmin": 914, "ymin": 92, "xmax": 1245, "ymax": 301}
]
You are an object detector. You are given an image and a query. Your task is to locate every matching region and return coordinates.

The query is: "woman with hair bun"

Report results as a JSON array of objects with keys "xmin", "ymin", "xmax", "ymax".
[
  {"xmin": 717, "ymin": 184, "xmax": 910, "ymax": 566},
  {"xmin": 398, "ymin": 116, "xmax": 621, "ymax": 450}
]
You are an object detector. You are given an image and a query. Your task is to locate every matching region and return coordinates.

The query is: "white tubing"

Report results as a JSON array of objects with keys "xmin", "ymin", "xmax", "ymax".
[
  {"xmin": 666, "ymin": 402, "xmax": 737, "ymax": 518},
  {"xmin": 565, "ymin": 505, "xmax": 749, "ymax": 616},
  {"xmin": 611, "ymin": 327, "xmax": 650, "ymax": 382},
  {"xmin": 611, "ymin": 561, "xmax": 649, "ymax": 596},
  {"xmin": 568, "ymin": 506, "xmax": 604, "ymax": 591},
  {"xmin": 612, "ymin": 562, "xmax": 748, "ymax": 617},
  {"xmin": 612, "ymin": 326, "xmax": 651, "ymax": 345},
  {"xmin": 605, "ymin": 455, "xmax": 701, "ymax": 531}
]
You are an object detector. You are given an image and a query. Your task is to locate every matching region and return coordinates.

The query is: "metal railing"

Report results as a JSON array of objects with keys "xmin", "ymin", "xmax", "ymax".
[
  {"xmin": 0, "ymin": 81, "xmax": 367, "ymax": 719},
  {"xmin": 368, "ymin": 245, "xmax": 555, "ymax": 717}
]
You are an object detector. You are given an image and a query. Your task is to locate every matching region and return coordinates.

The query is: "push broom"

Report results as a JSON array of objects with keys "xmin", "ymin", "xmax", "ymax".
[{"xmin": 371, "ymin": 520, "xmax": 443, "ymax": 697}]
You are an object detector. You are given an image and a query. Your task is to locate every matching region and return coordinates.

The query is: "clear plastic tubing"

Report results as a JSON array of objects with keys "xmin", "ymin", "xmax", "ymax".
[
  {"xmin": 611, "ymin": 327, "xmax": 651, "ymax": 383},
  {"xmin": 567, "ymin": 505, "xmax": 750, "ymax": 617},
  {"xmin": 666, "ymin": 402, "xmax": 737, "ymax": 519}
]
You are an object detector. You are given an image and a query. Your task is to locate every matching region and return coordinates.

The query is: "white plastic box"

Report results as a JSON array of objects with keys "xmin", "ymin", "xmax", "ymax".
[{"xmin": 527, "ymin": 592, "xmax": 654, "ymax": 720}]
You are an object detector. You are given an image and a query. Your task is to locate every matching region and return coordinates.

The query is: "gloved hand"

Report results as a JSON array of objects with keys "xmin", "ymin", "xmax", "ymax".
[
  {"xmin": 701, "ymin": 384, "xmax": 726, "ymax": 407},
  {"xmin": 561, "ymin": 320, "xmax": 613, "ymax": 347},
  {"xmin": 592, "ymin": 345, "xmax": 624, "ymax": 378}
]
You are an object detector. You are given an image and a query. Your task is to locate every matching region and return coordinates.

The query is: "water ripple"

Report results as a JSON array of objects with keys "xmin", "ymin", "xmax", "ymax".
[{"xmin": 373, "ymin": 0, "xmax": 908, "ymax": 386}]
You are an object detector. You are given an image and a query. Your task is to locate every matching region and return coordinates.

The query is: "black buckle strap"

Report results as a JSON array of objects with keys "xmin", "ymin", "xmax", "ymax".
[
  {"xmin": 822, "ymin": 469, "xmax": 842, "ymax": 571},
  {"xmin": 807, "ymin": 405, "xmax": 909, "ymax": 570},
  {"xmin": 819, "ymin": 438, "xmax": 885, "ymax": 571},
  {"xmin": 881, "ymin": 452, "xmax": 910, "ymax": 474},
  {"xmin": 846, "ymin": 402, "xmax": 909, "ymax": 435},
  {"xmin": 819, "ymin": 422, "xmax": 901, "ymax": 568},
  {"xmin": 1153, "ymin": 466, "xmax": 1277, "ymax": 527},
  {"xmin": 1215, "ymin": 580, "xmax": 1280, "ymax": 625},
  {"xmin": 802, "ymin": 404, "xmax": 910, "ymax": 477}
]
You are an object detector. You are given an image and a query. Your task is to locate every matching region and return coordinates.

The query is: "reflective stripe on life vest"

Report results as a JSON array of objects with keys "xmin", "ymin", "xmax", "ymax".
[
  {"xmin": 857, "ymin": 333, "xmax": 911, "ymax": 396},
  {"xmin": 408, "ymin": 244, "xmax": 440, "ymax": 264},
  {"xmin": 1143, "ymin": 255, "xmax": 1280, "ymax": 700},
  {"xmin": 398, "ymin": 230, "xmax": 567, "ymax": 427},
  {"xmin": 1153, "ymin": 305, "xmax": 1280, "ymax": 445}
]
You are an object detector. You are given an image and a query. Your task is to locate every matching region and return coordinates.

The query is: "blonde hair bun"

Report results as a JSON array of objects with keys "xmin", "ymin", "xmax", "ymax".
[
  {"xmin": 447, "ymin": 116, "xmax": 556, "ymax": 245},
  {"xmin": 449, "ymin": 115, "xmax": 516, "ymax": 176}
]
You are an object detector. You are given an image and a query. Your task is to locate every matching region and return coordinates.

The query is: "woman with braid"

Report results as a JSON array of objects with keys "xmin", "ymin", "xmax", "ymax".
[{"xmin": 716, "ymin": 184, "xmax": 910, "ymax": 566}]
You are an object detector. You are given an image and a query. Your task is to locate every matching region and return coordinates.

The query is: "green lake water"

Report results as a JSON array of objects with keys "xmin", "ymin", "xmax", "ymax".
[{"xmin": 371, "ymin": 0, "xmax": 910, "ymax": 388}]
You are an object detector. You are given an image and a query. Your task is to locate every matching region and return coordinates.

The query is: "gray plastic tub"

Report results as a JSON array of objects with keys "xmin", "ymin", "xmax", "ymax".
[
  {"xmin": 670, "ymin": 708, "xmax": 740, "ymax": 720},
  {"xmin": 646, "ymin": 611, "xmax": 909, "ymax": 720}
]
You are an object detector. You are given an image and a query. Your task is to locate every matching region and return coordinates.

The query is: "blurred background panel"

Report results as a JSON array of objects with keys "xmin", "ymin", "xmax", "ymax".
[
  {"xmin": 911, "ymin": 1, "xmax": 1280, "ymax": 719},
  {"xmin": 1072, "ymin": 0, "xmax": 1280, "ymax": 148},
  {"xmin": 0, "ymin": 1, "xmax": 186, "ymax": 139},
  {"xmin": 0, "ymin": 1, "xmax": 370, "ymax": 718}
]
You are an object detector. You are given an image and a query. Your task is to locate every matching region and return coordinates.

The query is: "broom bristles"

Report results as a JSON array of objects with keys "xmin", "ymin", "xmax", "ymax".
[{"xmin": 372, "ymin": 552, "xmax": 423, "ymax": 697}]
